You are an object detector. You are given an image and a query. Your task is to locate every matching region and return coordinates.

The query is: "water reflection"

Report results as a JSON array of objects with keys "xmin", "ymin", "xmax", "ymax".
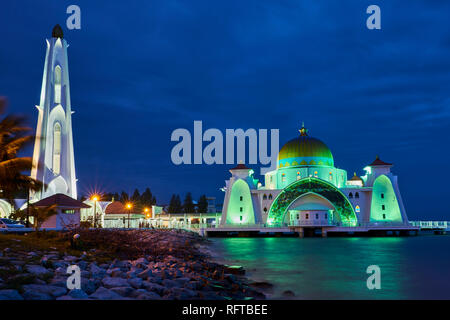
[{"xmin": 210, "ymin": 236, "xmax": 450, "ymax": 299}]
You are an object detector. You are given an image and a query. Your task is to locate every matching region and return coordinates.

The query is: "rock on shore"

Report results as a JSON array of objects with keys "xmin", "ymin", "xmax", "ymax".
[{"xmin": 0, "ymin": 229, "xmax": 265, "ymax": 300}]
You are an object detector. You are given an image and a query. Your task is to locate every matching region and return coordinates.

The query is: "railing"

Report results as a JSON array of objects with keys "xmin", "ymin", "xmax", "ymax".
[
  {"xmin": 289, "ymin": 220, "xmax": 335, "ymax": 227},
  {"xmin": 410, "ymin": 221, "xmax": 450, "ymax": 229}
]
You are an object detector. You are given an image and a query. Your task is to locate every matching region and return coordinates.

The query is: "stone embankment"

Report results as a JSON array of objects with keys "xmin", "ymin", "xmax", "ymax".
[{"xmin": 0, "ymin": 229, "xmax": 265, "ymax": 300}]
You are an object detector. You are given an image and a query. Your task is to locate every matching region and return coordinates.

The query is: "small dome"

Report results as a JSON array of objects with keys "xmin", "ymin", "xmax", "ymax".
[
  {"xmin": 105, "ymin": 201, "xmax": 126, "ymax": 214},
  {"xmin": 277, "ymin": 125, "xmax": 334, "ymax": 168},
  {"xmin": 349, "ymin": 172, "xmax": 364, "ymax": 185},
  {"xmin": 52, "ymin": 24, "xmax": 64, "ymax": 38}
]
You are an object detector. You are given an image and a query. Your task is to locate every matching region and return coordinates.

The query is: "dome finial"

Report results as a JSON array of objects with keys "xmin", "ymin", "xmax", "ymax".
[
  {"xmin": 52, "ymin": 24, "xmax": 64, "ymax": 38},
  {"xmin": 299, "ymin": 122, "xmax": 308, "ymax": 136}
]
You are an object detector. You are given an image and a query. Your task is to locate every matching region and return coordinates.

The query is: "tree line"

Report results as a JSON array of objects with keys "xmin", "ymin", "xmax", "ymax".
[
  {"xmin": 100, "ymin": 188, "xmax": 157, "ymax": 213},
  {"xmin": 167, "ymin": 193, "xmax": 209, "ymax": 213}
]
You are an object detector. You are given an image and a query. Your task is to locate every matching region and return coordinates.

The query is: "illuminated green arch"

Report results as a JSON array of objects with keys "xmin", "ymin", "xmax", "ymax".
[{"xmin": 267, "ymin": 177, "xmax": 357, "ymax": 226}]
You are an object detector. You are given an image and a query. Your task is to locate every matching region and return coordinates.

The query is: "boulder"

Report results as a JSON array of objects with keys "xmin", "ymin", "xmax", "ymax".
[
  {"xmin": 137, "ymin": 268, "xmax": 153, "ymax": 279},
  {"xmin": 110, "ymin": 286, "xmax": 134, "ymax": 297},
  {"xmin": 113, "ymin": 260, "xmax": 131, "ymax": 269},
  {"xmin": 23, "ymin": 291, "xmax": 53, "ymax": 300},
  {"xmin": 54, "ymin": 267, "xmax": 66, "ymax": 275},
  {"xmin": 78, "ymin": 261, "xmax": 88, "ymax": 270},
  {"xmin": 81, "ymin": 278, "xmax": 97, "ymax": 294},
  {"xmin": 132, "ymin": 257, "xmax": 148, "ymax": 269},
  {"xmin": 33, "ymin": 278, "xmax": 46, "ymax": 285},
  {"xmin": 89, "ymin": 287, "xmax": 123, "ymax": 300},
  {"xmin": 53, "ymin": 262, "xmax": 69, "ymax": 269},
  {"xmin": 174, "ymin": 277, "xmax": 190, "ymax": 286},
  {"xmin": 102, "ymin": 276, "xmax": 130, "ymax": 289},
  {"xmin": 282, "ymin": 290, "xmax": 296, "ymax": 297},
  {"xmin": 89, "ymin": 264, "xmax": 106, "ymax": 279},
  {"xmin": 136, "ymin": 292, "xmax": 161, "ymax": 300},
  {"xmin": 223, "ymin": 265, "xmax": 245, "ymax": 275},
  {"xmin": 170, "ymin": 287, "xmax": 197, "ymax": 299},
  {"xmin": 22, "ymin": 284, "xmax": 67, "ymax": 298},
  {"xmin": 64, "ymin": 255, "xmax": 78, "ymax": 262},
  {"xmin": 68, "ymin": 289, "xmax": 89, "ymax": 299},
  {"xmin": 142, "ymin": 281, "xmax": 165, "ymax": 295},
  {"xmin": 49, "ymin": 276, "xmax": 68, "ymax": 288},
  {"xmin": 108, "ymin": 268, "xmax": 123, "ymax": 278},
  {"xmin": 129, "ymin": 289, "xmax": 148, "ymax": 298},
  {"xmin": 162, "ymin": 279, "xmax": 180, "ymax": 289},
  {"xmin": 0, "ymin": 289, "xmax": 23, "ymax": 300},
  {"xmin": 128, "ymin": 277, "xmax": 143, "ymax": 289},
  {"xmin": 81, "ymin": 270, "xmax": 90, "ymax": 278},
  {"xmin": 250, "ymin": 281, "xmax": 274, "ymax": 290},
  {"xmin": 26, "ymin": 265, "xmax": 50, "ymax": 276}
]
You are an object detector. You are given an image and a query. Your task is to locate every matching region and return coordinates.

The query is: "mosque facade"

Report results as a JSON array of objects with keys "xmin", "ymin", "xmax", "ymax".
[{"xmin": 219, "ymin": 125, "xmax": 409, "ymax": 231}]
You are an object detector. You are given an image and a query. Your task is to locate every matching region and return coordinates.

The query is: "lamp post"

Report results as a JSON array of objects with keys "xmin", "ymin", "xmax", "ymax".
[
  {"xmin": 91, "ymin": 195, "xmax": 99, "ymax": 228},
  {"xmin": 126, "ymin": 203, "xmax": 132, "ymax": 228},
  {"xmin": 144, "ymin": 207, "xmax": 150, "ymax": 228}
]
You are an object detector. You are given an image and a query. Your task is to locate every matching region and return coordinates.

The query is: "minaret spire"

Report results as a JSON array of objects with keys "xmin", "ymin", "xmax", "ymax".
[{"xmin": 31, "ymin": 25, "xmax": 77, "ymax": 201}]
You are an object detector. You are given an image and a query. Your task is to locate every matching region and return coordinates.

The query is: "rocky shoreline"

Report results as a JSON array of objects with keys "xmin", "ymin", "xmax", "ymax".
[{"xmin": 0, "ymin": 229, "xmax": 265, "ymax": 300}]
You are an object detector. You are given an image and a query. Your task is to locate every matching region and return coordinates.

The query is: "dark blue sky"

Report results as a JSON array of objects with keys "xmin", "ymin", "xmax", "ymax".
[{"xmin": 1, "ymin": 1, "xmax": 449, "ymax": 219}]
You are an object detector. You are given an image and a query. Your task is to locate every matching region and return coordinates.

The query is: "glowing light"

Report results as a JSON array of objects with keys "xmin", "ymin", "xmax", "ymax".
[
  {"xmin": 226, "ymin": 179, "xmax": 255, "ymax": 225},
  {"xmin": 126, "ymin": 203, "xmax": 132, "ymax": 209},
  {"xmin": 370, "ymin": 175, "xmax": 402, "ymax": 223}
]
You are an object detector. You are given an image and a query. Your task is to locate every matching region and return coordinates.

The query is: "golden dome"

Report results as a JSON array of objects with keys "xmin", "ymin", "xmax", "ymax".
[{"xmin": 277, "ymin": 125, "xmax": 334, "ymax": 168}]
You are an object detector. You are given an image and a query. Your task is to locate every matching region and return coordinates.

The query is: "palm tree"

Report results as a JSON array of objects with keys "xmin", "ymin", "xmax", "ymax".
[{"xmin": 0, "ymin": 97, "xmax": 42, "ymax": 211}]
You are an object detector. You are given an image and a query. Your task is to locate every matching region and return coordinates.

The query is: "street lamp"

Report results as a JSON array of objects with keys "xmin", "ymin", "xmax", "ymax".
[
  {"xmin": 126, "ymin": 202, "xmax": 132, "ymax": 228},
  {"xmin": 91, "ymin": 195, "xmax": 99, "ymax": 228},
  {"xmin": 144, "ymin": 207, "xmax": 150, "ymax": 229}
]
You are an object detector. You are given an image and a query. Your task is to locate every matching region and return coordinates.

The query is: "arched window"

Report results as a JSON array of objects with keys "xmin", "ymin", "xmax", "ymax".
[
  {"xmin": 355, "ymin": 205, "xmax": 360, "ymax": 213},
  {"xmin": 53, "ymin": 122, "xmax": 61, "ymax": 175},
  {"xmin": 263, "ymin": 207, "xmax": 267, "ymax": 212},
  {"xmin": 329, "ymin": 172, "xmax": 333, "ymax": 181},
  {"xmin": 381, "ymin": 193, "xmax": 384, "ymax": 199},
  {"xmin": 263, "ymin": 194, "xmax": 267, "ymax": 200},
  {"xmin": 355, "ymin": 192, "xmax": 359, "ymax": 199},
  {"xmin": 349, "ymin": 192, "xmax": 353, "ymax": 199},
  {"xmin": 54, "ymin": 65, "xmax": 62, "ymax": 103},
  {"xmin": 297, "ymin": 171, "xmax": 301, "ymax": 180},
  {"xmin": 268, "ymin": 194, "xmax": 272, "ymax": 200},
  {"xmin": 281, "ymin": 173, "xmax": 286, "ymax": 182},
  {"xmin": 239, "ymin": 196, "xmax": 243, "ymax": 201},
  {"xmin": 314, "ymin": 171, "xmax": 318, "ymax": 177}
]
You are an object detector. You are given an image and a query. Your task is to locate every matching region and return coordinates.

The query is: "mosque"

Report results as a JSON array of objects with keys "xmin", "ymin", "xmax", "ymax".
[
  {"xmin": 218, "ymin": 125, "xmax": 412, "ymax": 236},
  {"xmin": 0, "ymin": 26, "xmax": 414, "ymax": 235}
]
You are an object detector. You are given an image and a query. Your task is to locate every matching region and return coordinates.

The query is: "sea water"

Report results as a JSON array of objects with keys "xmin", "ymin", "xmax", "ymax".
[{"xmin": 209, "ymin": 235, "xmax": 450, "ymax": 299}]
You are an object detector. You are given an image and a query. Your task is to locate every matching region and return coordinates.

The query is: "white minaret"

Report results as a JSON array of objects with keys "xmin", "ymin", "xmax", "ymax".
[{"xmin": 31, "ymin": 25, "xmax": 77, "ymax": 201}]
